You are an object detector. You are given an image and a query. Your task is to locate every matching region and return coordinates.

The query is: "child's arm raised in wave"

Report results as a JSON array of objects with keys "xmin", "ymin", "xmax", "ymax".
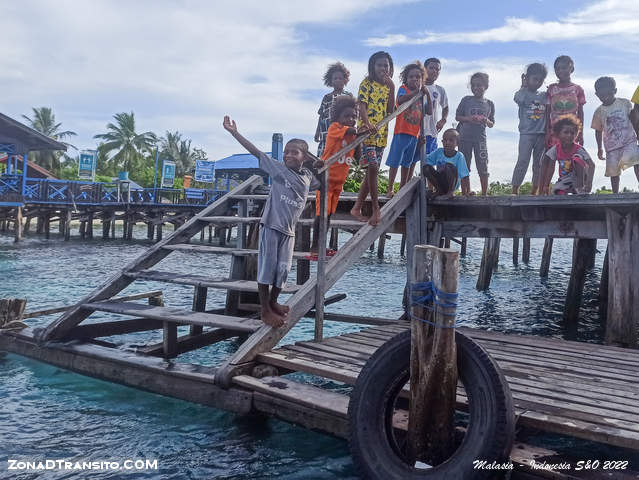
[{"xmin": 223, "ymin": 116, "xmax": 263, "ymax": 158}]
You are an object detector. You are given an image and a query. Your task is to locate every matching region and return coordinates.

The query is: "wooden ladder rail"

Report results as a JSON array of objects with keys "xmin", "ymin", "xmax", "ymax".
[
  {"xmin": 215, "ymin": 178, "xmax": 421, "ymax": 387},
  {"xmin": 37, "ymin": 175, "xmax": 264, "ymax": 343}
]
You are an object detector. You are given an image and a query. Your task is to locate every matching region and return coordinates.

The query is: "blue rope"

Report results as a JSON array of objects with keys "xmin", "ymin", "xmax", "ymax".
[{"xmin": 409, "ymin": 281, "xmax": 459, "ymax": 328}]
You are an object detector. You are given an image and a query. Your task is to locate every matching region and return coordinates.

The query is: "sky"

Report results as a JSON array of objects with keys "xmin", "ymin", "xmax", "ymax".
[{"xmin": 2, "ymin": 0, "xmax": 639, "ymax": 191}]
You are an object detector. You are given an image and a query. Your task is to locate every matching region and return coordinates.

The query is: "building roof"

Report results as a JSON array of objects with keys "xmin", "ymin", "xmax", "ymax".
[
  {"xmin": 0, "ymin": 153, "xmax": 59, "ymax": 179},
  {"xmin": 0, "ymin": 112, "xmax": 68, "ymax": 154},
  {"xmin": 213, "ymin": 152, "xmax": 272, "ymax": 171}
]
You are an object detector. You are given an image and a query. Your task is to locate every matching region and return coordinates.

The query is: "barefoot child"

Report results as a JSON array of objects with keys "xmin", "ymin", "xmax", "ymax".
[
  {"xmin": 422, "ymin": 128, "xmax": 470, "ymax": 198},
  {"xmin": 545, "ymin": 55, "xmax": 586, "ymax": 148},
  {"xmin": 315, "ymin": 62, "xmax": 353, "ymax": 157},
  {"xmin": 591, "ymin": 76, "xmax": 639, "ymax": 193},
  {"xmin": 350, "ymin": 51, "xmax": 395, "ymax": 226},
  {"xmin": 385, "ymin": 61, "xmax": 432, "ymax": 197},
  {"xmin": 455, "ymin": 72, "xmax": 494, "ymax": 195},
  {"xmin": 512, "ymin": 63, "xmax": 547, "ymax": 195},
  {"xmin": 423, "ymin": 58, "xmax": 449, "ymax": 155},
  {"xmin": 540, "ymin": 116, "xmax": 594, "ymax": 195},
  {"xmin": 311, "ymin": 96, "xmax": 370, "ymax": 253},
  {"xmin": 223, "ymin": 116, "xmax": 320, "ymax": 327}
]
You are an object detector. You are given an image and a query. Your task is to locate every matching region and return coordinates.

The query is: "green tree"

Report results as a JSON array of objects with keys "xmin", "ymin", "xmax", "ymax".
[
  {"xmin": 22, "ymin": 107, "xmax": 77, "ymax": 173},
  {"xmin": 159, "ymin": 131, "xmax": 207, "ymax": 176},
  {"xmin": 94, "ymin": 112, "xmax": 157, "ymax": 175}
]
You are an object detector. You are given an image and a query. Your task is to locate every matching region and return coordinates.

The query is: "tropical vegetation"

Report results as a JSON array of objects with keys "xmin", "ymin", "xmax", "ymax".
[{"xmin": 21, "ymin": 107, "xmax": 77, "ymax": 172}]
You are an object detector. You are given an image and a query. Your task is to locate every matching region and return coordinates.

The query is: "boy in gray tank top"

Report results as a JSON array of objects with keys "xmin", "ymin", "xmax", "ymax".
[{"xmin": 224, "ymin": 116, "xmax": 321, "ymax": 327}]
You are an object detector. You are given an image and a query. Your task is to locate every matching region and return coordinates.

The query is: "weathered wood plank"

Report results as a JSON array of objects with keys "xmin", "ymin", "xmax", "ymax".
[
  {"xmin": 439, "ymin": 220, "xmax": 607, "ymax": 239},
  {"xmin": 163, "ymin": 244, "xmax": 312, "ymax": 259}
]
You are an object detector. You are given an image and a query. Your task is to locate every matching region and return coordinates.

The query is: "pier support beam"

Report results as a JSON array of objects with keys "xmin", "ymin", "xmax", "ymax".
[
  {"xmin": 14, "ymin": 207, "xmax": 23, "ymax": 243},
  {"xmin": 102, "ymin": 218, "xmax": 110, "ymax": 239},
  {"xmin": 156, "ymin": 223, "xmax": 163, "ymax": 242},
  {"xmin": 86, "ymin": 213, "xmax": 93, "ymax": 239},
  {"xmin": 522, "ymin": 237, "xmax": 531, "ymax": 264},
  {"xmin": 540, "ymin": 237, "xmax": 553, "ymax": 277},
  {"xmin": 563, "ymin": 239, "xmax": 597, "ymax": 326},
  {"xmin": 460, "ymin": 237, "xmax": 467, "ymax": 256},
  {"xmin": 64, "ymin": 210, "xmax": 71, "ymax": 241},
  {"xmin": 512, "ymin": 237, "xmax": 519, "ymax": 266},
  {"xmin": 476, "ymin": 237, "xmax": 500, "ymax": 291},
  {"xmin": 605, "ymin": 209, "xmax": 638, "ymax": 347}
]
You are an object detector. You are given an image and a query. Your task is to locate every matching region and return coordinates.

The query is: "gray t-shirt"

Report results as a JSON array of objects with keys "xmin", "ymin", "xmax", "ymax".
[
  {"xmin": 514, "ymin": 88, "xmax": 547, "ymax": 135},
  {"xmin": 423, "ymin": 84, "xmax": 448, "ymax": 137},
  {"xmin": 456, "ymin": 96, "xmax": 495, "ymax": 142},
  {"xmin": 259, "ymin": 152, "xmax": 320, "ymax": 236}
]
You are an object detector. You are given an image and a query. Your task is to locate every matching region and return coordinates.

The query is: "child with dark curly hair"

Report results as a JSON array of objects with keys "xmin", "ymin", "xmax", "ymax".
[
  {"xmin": 456, "ymin": 72, "xmax": 495, "ymax": 195},
  {"xmin": 385, "ymin": 61, "xmax": 432, "ymax": 197},
  {"xmin": 315, "ymin": 62, "xmax": 353, "ymax": 157},
  {"xmin": 351, "ymin": 51, "xmax": 395, "ymax": 226},
  {"xmin": 540, "ymin": 116, "xmax": 594, "ymax": 195}
]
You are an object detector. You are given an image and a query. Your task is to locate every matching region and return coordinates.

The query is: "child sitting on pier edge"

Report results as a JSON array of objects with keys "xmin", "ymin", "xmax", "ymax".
[
  {"xmin": 350, "ymin": 51, "xmax": 395, "ymax": 226},
  {"xmin": 455, "ymin": 72, "xmax": 495, "ymax": 195},
  {"xmin": 223, "ymin": 116, "xmax": 321, "ymax": 327},
  {"xmin": 423, "ymin": 128, "xmax": 470, "ymax": 198},
  {"xmin": 540, "ymin": 116, "xmax": 594, "ymax": 195},
  {"xmin": 512, "ymin": 63, "xmax": 547, "ymax": 195},
  {"xmin": 311, "ymin": 96, "xmax": 371, "ymax": 255},
  {"xmin": 385, "ymin": 61, "xmax": 432, "ymax": 198},
  {"xmin": 314, "ymin": 62, "xmax": 353, "ymax": 158},
  {"xmin": 591, "ymin": 76, "xmax": 639, "ymax": 193}
]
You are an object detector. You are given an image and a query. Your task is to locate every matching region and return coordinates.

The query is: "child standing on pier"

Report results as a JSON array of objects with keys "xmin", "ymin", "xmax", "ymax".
[
  {"xmin": 385, "ymin": 61, "xmax": 432, "ymax": 197},
  {"xmin": 314, "ymin": 62, "xmax": 353, "ymax": 158},
  {"xmin": 545, "ymin": 56, "xmax": 586, "ymax": 148},
  {"xmin": 223, "ymin": 116, "xmax": 320, "ymax": 327},
  {"xmin": 540, "ymin": 116, "xmax": 594, "ymax": 195},
  {"xmin": 591, "ymin": 76, "xmax": 639, "ymax": 193},
  {"xmin": 350, "ymin": 51, "xmax": 395, "ymax": 226},
  {"xmin": 423, "ymin": 58, "xmax": 449, "ymax": 155},
  {"xmin": 511, "ymin": 63, "xmax": 547, "ymax": 195},
  {"xmin": 423, "ymin": 128, "xmax": 470, "ymax": 198},
  {"xmin": 455, "ymin": 72, "xmax": 495, "ymax": 195},
  {"xmin": 311, "ymin": 96, "xmax": 371, "ymax": 254}
]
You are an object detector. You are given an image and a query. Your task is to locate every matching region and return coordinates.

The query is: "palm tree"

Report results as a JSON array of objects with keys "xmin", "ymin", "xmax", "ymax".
[
  {"xmin": 160, "ymin": 131, "xmax": 206, "ymax": 176},
  {"xmin": 94, "ymin": 112, "xmax": 157, "ymax": 174},
  {"xmin": 22, "ymin": 107, "xmax": 77, "ymax": 173}
]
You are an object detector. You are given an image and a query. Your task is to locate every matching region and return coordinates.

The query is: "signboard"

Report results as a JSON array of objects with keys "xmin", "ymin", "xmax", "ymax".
[
  {"xmin": 78, "ymin": 150, "xmax": 97, "ymax": 180},
  {"xmin": 161, "ymin": 160, "xmax": 176, "ymax": 188},
  {"xmin": 194, "ymin": 159, "xmax": 215, "ymax": 183}
]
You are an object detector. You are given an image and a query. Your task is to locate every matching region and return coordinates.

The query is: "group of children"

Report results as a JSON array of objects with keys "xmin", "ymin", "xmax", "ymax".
[{"xmin": 223, "ymin": 51, "xmax": 639, "ymax": 327}]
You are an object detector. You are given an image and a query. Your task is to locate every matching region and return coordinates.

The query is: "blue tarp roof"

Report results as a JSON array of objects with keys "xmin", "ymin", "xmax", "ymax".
[{"xmin": 213, "ymin": 152, "xmax": 272, "ymax": 171}]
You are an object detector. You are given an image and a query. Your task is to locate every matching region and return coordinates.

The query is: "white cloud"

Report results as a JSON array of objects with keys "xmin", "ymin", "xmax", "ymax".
[{"xmin": 365, "ymin": 0, "xmax": 639, "ymax": 46}]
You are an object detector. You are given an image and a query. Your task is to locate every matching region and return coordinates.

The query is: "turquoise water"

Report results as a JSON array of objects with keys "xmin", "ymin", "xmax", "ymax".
[{"xmin": 0, "ymin": 227, "xmax": 620, "ymax": 479}]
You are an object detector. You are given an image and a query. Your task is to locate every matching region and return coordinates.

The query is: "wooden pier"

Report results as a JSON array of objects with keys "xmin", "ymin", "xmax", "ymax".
[{"xmin": 2, "ymin": 175, "xmax": 639, "ymax": 478}]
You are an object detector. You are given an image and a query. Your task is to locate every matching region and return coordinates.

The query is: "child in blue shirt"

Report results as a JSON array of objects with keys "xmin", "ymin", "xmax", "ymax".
[{"xmin": 423, "ymin": 128, "xmax": 470, "ymax": 199}]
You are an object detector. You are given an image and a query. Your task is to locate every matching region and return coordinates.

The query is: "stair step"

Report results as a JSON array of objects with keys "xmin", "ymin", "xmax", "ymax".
[
  {"xmin": 298, "ymin": 218, "xmax": 365, "ymax": 229},
  {"xmin": 199, "ymin": 216, "xmax": 260, "ymax": 225},
  {"xmin": 163, "ymin": 244, "xmax": 312, "ymax": 259},
  {"xmin": 83, "ymin": 301, "xmax": 262, "ymax": 332},
  {"xmin": 124, "ymin": 270, "xmax": 300, "ymax": 293}
]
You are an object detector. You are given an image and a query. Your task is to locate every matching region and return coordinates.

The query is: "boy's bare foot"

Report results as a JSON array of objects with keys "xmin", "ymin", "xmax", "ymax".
[
  {"xmin": 270, "ymin": 301, "xmax": 290, "ymax": 316},
  {"xmin": 368, "ymin": 207, "xmax": 382, "ymax": 226},
  {"xmin": 350, "ymin": 206, "xmax": 367, "ymax": 222},
  {"xmin": 261, "ymin": 307, "xmax": 285, "ymax": 328}
]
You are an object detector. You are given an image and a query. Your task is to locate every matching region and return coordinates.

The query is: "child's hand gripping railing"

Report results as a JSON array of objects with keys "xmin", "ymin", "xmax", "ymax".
[{"xmin": 308, "ymin": 91, "xmax": 425, "ymax": 340}]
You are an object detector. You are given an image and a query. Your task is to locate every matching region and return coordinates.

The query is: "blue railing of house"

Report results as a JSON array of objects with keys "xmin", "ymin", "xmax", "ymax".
[{"xmin": 0, "ymin": 175, "xmax": 231, "ymax": 207}]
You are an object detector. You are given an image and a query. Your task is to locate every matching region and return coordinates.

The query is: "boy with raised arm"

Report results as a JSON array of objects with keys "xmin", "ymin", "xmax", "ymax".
[{"xmin": 223, "ymin": 116, "xmax": 320, "ymax": 327}]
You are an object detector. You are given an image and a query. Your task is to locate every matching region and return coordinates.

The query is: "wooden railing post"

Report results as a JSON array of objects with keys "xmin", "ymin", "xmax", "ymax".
[
  {"xmin": 407, "ymin": 245, "xmax": 459, "ymax": 464},
  {"xmin": 315, "ymin": 170, "xmax": 329, "ymax": 341}
]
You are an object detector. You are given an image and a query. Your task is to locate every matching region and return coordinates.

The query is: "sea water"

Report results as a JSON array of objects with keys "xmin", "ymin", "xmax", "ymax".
[{"xmin": 0, "ymin": 227, "xmax": 627, "ymax": 479}]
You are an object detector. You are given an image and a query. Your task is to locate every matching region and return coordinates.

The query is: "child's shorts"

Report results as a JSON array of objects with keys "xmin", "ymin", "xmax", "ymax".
[
  {"xmin": 386, "ymin": 134, "xmax": 419, "ymax": 168},
  {"xmin": 605, "ymin": 143, "xmax": 639, "ymax": 177},
  {"xmin": 552, "ymin": 172, "xmax": 576, "ymax": 194},
  {"xmin": 425, "ymin": 135, "xmax": 438, "ymax": 155},
  {"xmin": 257, "ymin": 225, "xmax": 294, "ymax": 288},
  {"xmin": 458, "ymin": 139, "xmax": 489, "ymax": 177},
  {"xmin": 361, "ymin": 146, "xmax": 385, "ymax": 167}
]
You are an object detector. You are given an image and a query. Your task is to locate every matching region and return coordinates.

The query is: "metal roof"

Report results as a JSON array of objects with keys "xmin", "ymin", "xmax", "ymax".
[
  {"xmin": 0, "ymin": 112, "xmax": 68, "ymax": 154},
  {"xmin": 213, "ymin": 152, "xmax": 272, "ymax": 171}
]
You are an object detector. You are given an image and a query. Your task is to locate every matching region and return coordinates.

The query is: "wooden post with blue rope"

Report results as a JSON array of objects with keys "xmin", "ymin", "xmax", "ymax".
[{"xmin": 406, "ymin": 244, "xmax": 459, "ymax": 464}]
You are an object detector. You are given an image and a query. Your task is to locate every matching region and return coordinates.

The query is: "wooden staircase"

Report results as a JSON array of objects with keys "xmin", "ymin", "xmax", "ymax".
[{"xmin": 37, "ymin": 174, "xmax": 422, "ymax": 385}]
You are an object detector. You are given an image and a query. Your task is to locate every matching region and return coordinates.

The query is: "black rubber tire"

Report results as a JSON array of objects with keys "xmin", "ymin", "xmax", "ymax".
[{"xmin": 348, "ymin": 330, "xmax": 515, "ymax": 480}]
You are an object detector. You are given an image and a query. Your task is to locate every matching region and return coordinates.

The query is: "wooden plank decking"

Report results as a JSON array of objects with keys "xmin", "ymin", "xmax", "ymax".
[{"xmin": 255, "ymin": 324, "xmax": 639, "ymax": 451}]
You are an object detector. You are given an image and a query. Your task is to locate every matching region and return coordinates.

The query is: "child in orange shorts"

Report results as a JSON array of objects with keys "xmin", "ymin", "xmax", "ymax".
[{"xmin": 311, "ymin": 95, "xmax": 369, "ymax": 255}]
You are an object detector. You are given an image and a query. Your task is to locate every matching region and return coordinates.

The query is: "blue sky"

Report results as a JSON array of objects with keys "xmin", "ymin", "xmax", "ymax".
[{"xmin": 2, "ymin": 0, "xmax": 639, "ymax": 190}]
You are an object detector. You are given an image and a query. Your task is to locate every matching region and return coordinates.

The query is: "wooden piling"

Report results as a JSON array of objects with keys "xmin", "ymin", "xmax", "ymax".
[
  {"xmin": 24, "ymin": 216, "xmax": 31, "ymax": 234},
  {"xmin": 147, "ymin": 222, "xmax": 154, "ymax": 240},
  {"xmin": 604, "ymin": 209, "xmax": 638, "ymax": 347},
  {"xmin": 315, "ymin": 171, "xmax": 329, "ymax": 341},
  {"xmin": 190, "ymin": 286, "xmax": 207, "ymax": 336},
  {"xmin": 64, "ymin": 210, "xmax": 71, "ymax": 241},
  {"xmin": 476, "ymin": 237, "xmax": 500, "ymax": 291},
  {"xmin": 102, "ymin": 218, "xmax": 110, "ymax": 239},
  {"xmin": 377, "ymin": 232, "xmax": 387, "ymax": 259},
  {"xmin": 540, "ymin": 237, "xmax": 553, "ymax": 277},
  {"xmin": 0, "ymin": 298, "xmax": 27, "ymax": 329},
  {"xmin": 86, "ymin": 213, "xmax": 93, "ymax": 239},
  {"xmin": 329, "ymin": 227, "xmax": 339, "ymax": 251},
  {"xmin": 522, "ymin": 237, "xmax": 531, "ymax": 264},
  {"xmin": 44, "ymin": 213, "xmax": 50, "ymax": 239},
  {"xmin": 563, "ymin": 239, "xmax": 597, "ymax": 325},
  {"xmin": 407, "ymin": 245, "xmax": 458, "ymax": 464},
  {"xmin": 599, "ymin": 246, "xmax": 609, "ymax": 317},
  {"xmin": 460, "ymin": 237, "xmax": 467, "ymax": 256},
  {"xmin": 14, "ymin": 206, "xmax": 23, "ymax": 243},
  {"xmin": 156, "ymin": 223, "xmax": 163, "ymax": 242},
  {"xmin": 126, "ymin": 218, "xmax": 134, "ymax": 240},
  {"xmin": 36, "ymin": 215, "xmax": 43, "ymax": 234},
  {"xmin": 512, "ymin": 237, "xmax": 519, "ymax": 266},
  {"xmin": 400, "ymin": 233, "xmax": 406, "ymax": 257}
]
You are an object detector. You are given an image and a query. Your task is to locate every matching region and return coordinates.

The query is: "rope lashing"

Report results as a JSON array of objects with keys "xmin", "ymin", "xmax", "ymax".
[{"xmin": 409, "ymin": 281, "xmax": 459, "ymax": 328}]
